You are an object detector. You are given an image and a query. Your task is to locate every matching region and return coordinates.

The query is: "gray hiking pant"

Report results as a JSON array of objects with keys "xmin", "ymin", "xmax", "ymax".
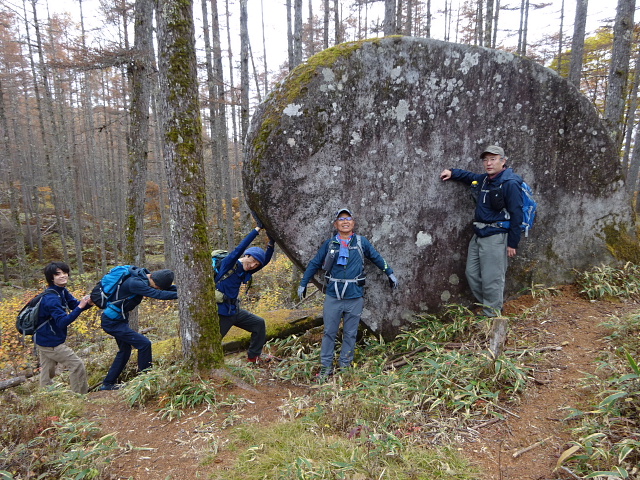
[
  {"xmin": 38, "ymin": 344, "xmax": 88, "ymax": 394},
  {"xmin": 465, "ymin": 233, "xmax": 508, "ymax": 316},
  {"xmin": 320, "ymin": 295, "xmax": 364, "ymax": 369}
]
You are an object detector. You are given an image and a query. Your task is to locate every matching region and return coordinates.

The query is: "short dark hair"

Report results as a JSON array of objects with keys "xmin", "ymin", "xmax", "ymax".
[{"xmin": 44, "ymin": 261, "xmax": 70, "ymax": 286}]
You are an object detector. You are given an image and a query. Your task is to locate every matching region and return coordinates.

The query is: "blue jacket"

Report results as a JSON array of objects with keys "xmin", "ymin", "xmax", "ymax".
[
  {"xmin": 216, "ymin": 229, "xmax": 274, "ymax": 316},
  {"xmin": 300, "ymin": 234, "xmax": 393, "ymax": 300},
  {"xmin": 451, "ymin": 167, "xmax": 524, "ymax": 249},
  {"xmin": 101, "ymin": 266, "xmax": 178, "ymax": 325},
  {"xmin": 35, "ymin": 285, "xmax": 90, "ymax": 347}
]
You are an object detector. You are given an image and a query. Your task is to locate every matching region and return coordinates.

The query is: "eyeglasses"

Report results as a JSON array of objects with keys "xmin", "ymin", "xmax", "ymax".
[{"xmin": 336, "ymin": 216, "xmax": 353, "ymax": 221}]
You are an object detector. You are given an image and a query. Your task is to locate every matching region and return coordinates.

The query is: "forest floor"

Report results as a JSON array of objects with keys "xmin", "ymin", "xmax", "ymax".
[{"xmin": 87, "ymin": 284, "xmax": 638, "ymax": 480}]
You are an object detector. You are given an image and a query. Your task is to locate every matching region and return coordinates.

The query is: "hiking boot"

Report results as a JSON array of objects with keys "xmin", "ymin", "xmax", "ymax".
[
  {"xmin": 99, "ymin": 383, "xmax": 121, "ymax": 391},
  {"xmin": 315, "ymin": 367, "xmax": 334, "ymax": 383},
  {"xmin": 247, "ymin": 353, "xmax": 278, "ymax": 365}
]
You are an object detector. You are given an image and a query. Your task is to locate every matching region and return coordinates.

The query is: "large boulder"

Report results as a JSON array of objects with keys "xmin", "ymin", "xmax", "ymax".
[{"xmin": 243, "ymin": 36, "xmax": 636, "ymax": 339}]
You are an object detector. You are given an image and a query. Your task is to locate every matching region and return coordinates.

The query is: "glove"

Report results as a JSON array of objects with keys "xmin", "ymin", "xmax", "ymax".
[
  {"xmin": 388, "ymin": 273, "xmax": 398, "ymax": 289},
  {"xmin": 266, "ymin": 232, "xmax": 275, "ymax": 247},
  {"xmin": 250, "ymin": 210, "xmax": 264, "ymax": 229},
  {"xmin": 297, "ymin": 285, "xmax": 307, "ymax": 299}
]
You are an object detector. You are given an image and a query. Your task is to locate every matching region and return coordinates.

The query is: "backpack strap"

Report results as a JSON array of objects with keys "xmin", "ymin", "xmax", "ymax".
[
  {"xmin": 216, "ymin": 263, "xmax": 238, "ymax": 284},
  {"xmin": 324, "ymin": 235, "xmax": 367, "ymax": 299},
  {"xmin": 34, "ymin": 289, "xmax": 63, "ymax": 337}
]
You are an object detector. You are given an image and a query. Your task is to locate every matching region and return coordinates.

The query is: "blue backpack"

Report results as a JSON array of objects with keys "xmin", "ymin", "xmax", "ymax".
[
  {"xmin": 90, "ymin": 265, "xmax": 134, "ymax": 319},
  {"xmin": 488, "ymin": 180, "xmax": 537, "ymax": 237}
]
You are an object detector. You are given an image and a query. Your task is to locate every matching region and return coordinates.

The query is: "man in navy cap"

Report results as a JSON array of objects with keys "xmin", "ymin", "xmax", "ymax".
[
  {"xmin": 298, "ymin": 208, "xmax": 398, "ymax": 380},
  {"xmin": 99, "ymin": 267, "xmax": 178, "ymax": 390},
  {"xmin": 214, "ymin": 221, "xmax": 275, "ymax": 364},
  {"xmin": 440, "ymin": 145, "xmax": 524, "ymax": 317}
]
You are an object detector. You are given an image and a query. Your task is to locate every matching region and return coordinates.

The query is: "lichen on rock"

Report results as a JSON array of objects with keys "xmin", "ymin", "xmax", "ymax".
[{"xmin": 244, "ymin": 36, "xmax": 637, "ymax": 339}]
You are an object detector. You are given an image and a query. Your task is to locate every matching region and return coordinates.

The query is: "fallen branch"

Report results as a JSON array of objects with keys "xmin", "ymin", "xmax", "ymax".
[
  {"xmin": 490, "ymin": 402, "xmax": 520, "ymax": 419},
  {"xmin": 509, "ymin": 346, "xmax": 563, "ymax": 355},
  {"xmin": 558, "ymin": 466, "xmax": 582, "ymax": 479},
  {"xmin": 475, "ymin": 417, "xmax": 502, "ymax": 429},
  {"xmin": 0, "ymin": 376, "xmax": 27, "ymax": 391},
  {"xmin": 512, "ymin": 436, "xmax": 551, "ymax": 458}
]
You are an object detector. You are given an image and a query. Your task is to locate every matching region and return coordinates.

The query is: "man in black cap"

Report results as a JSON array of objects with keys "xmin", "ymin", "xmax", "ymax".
[
  {"xmin": 440, "ymin": 145, "xmax": 523, "ymax": 317},
  {"xmin": 298, "ymin": 208, "xmax": 398, "ymax": 380},
  {"xmin": 99, "ymin": 267, "xmax": 178, "ymax": 390}
]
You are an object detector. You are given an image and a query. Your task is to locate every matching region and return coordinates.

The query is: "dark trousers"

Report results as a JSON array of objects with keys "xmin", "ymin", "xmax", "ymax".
[
  {"xmin": 101, "ymin": 315, "xmax": 152, "ymax": 386},
  {"xmin": 219, "ymin": 309, "xmax": 266, "ymax": 359}
]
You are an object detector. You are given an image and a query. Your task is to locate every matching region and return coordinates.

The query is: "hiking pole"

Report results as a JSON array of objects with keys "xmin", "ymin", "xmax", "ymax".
[{"xmin": 293, "ymin": 288, "xmax": 319, "ymax": 309}]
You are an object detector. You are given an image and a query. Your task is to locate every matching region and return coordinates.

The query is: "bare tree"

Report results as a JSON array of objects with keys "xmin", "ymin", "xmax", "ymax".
[
  {"xmin": 211, "ymin": 0, "xmax": 234, "ymax": 248},
  {"xmin": 261, "ymin": 0, "xmax": 269, "ymax": 95},
  {"xmin": 484, "ymin": 0, "xmax": 494, "ymax": 47},
  {"xmin": 125, "ymin": 0, "xmax": 154, "ymax": 268},
  {"xmin": 384, "ymin": 0, "xmax": 396, "ymax": 35},
  {"xmin": 156, "ymin": 0, "xmax": 223, "ymax": 369},
  {"xmin": 0, "ymin": 78, "xmax": 27, "ymax": 285},
  {"xmin": 287, "ymin": 0, "xmax": 294, "ymax": 69},
  {"xmin": 623, "ymin": 47, "xmax": 640, "ymax": 191},
  {"xmin": 605, "ymin": 0, "xmax": 635, "ymax": 151},
  {"xmin": 568, "ymin": 0, "xmax": 588, "ymax": 85},
  {"xmin": 323, "ymin": 0, "xmax": 330, "ymax": 48},
  {"xmin": 334, "ymin": 0, "xmax": 340, "ymax": 44},
  {"xmin": 240, "ymin": 0, "xmax": 250, "ymax": 139},
  {"xmin": 294, "ymin": 0, "xmax": 303, "ymax": 66}
]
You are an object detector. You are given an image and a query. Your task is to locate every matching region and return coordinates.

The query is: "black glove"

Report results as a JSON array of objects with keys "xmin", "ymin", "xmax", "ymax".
[
  {"xmin": 250, "ymin": 210, "xmax": 264, "ymax": 229},
  {"xmin": 297, "ymin": 286, "xmax": 307, "ymax": 299},
  {"xmin": 388, "ymin": 273, "xmax": 398, "ymax": 289},
  {"xmin": 266, "ymin": 233, "xmax": 275, "ymax": 247}
]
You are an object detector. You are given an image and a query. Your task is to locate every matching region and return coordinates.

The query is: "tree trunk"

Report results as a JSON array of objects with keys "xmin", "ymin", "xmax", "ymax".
[
  {"xmin": 492, "ymin": 0, "xmax": 500, "ymax": 48},
  {"xmin": 308, "ymin": 0, "xmax": 315, "ymax": 56},
  {"xmin": 624, "ymin": 49, "xmax": 640, "ymax": 192},
  {"xmin": 568, "ymin": 0, "xmax": 588, "ymax": 85},
  {"xmin": 287, "ymin": 0, "xmax": 294, "ymax": 70},
  {"xmin": 29, "ymin": 0, "xmax": 70, "ymax": 264},
  {"xmin": 484, "ymin": 0, "xmax": 494, "ymax": 48},
  {"xmin": 156, "ymin": 0, "xmax": 223, "ymax": 370},
  {"xmin": 213, "ymin": 0, "xmax": 234, "ymax": 249},
  {"xmin": 323, "ymin": 0, "xmax": 329, "ymax": 48},
  {"xmin": 404, "ymin": 0, "xmax": 413, "ymax": 36},
  {"xmin": 201, "ymin": 0, "xmax": 222, "ymax": 228},
  {"xmin": 260, "ymin": 0, "xmax": 269, "ymax": 97},
  {"xmin": 240, "ymin": 0, "xmax": 250, "ymax": 141},
  {"xmin": 425, "ymin": 0, "xmax": 431, "ymax": 38},
  {"xmin": 384, "ymin": 0, "xmax": 396, "ymax": 36},
  {"xmin": 0, "ymin": 78, "xmax": 27, "ymax": 285},
  {"xmin": 293, "ymin": 0, "xmax": 303, "ymax": 67},
  {"xmin": 476, "ymin": 0, "xmax": 484, "ymax": 46},
  {"xmin": 605, "ymin": 0, "xmax": 636, "ymax": 151},
  {"xmin": 125, "ymin": 0, "xmax": 155, "ymax": 269},
  {"xmin": 334, "ymin": 0, "xmax": 340, "ymax": 44}
]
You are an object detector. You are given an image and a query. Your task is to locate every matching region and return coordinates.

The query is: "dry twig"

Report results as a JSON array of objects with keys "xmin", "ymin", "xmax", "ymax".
[{"xmin": 512, "ymin": 436, "xmax": 551, "ymax": 458}]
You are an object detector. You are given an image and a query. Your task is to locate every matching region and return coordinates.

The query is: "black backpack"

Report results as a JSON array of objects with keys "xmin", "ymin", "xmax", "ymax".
[{"xmin": 16, "ymin": 288, "xmax": 59, "ymax": 336}]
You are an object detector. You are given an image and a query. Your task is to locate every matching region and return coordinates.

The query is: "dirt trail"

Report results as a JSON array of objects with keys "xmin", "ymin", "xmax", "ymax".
[
  {"xmin": 87, "ymin": 285, "xmax": 637, "ymax": 480},
  {"xmin": 464, "ymin": 285, "xmax": 635, "ymax": 479}
]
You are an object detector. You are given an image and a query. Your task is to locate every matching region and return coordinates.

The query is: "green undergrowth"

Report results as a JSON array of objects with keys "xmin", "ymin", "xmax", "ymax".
[
  {"xmin": 207, "ymin": 421, "xmax": 474, "ymax": 480},
  {"xmin": 0, "ymin": 383, "xmax": 120, "ymax": 479},
  {"xmin": 3, "ymin": 262, "xmax": 640, "ymax": 478}
]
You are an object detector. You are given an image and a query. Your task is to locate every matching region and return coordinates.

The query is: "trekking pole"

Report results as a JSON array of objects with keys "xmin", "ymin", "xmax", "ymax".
[{"xmin": 293, "ymin": 288, "xmax": 319, "ymax": 309}]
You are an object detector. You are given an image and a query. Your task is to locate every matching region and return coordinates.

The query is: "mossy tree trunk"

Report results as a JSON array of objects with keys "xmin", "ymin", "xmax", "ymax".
[{"xmin": 156, "ymin": 0, "xmax": 224, "ymax": 371}]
